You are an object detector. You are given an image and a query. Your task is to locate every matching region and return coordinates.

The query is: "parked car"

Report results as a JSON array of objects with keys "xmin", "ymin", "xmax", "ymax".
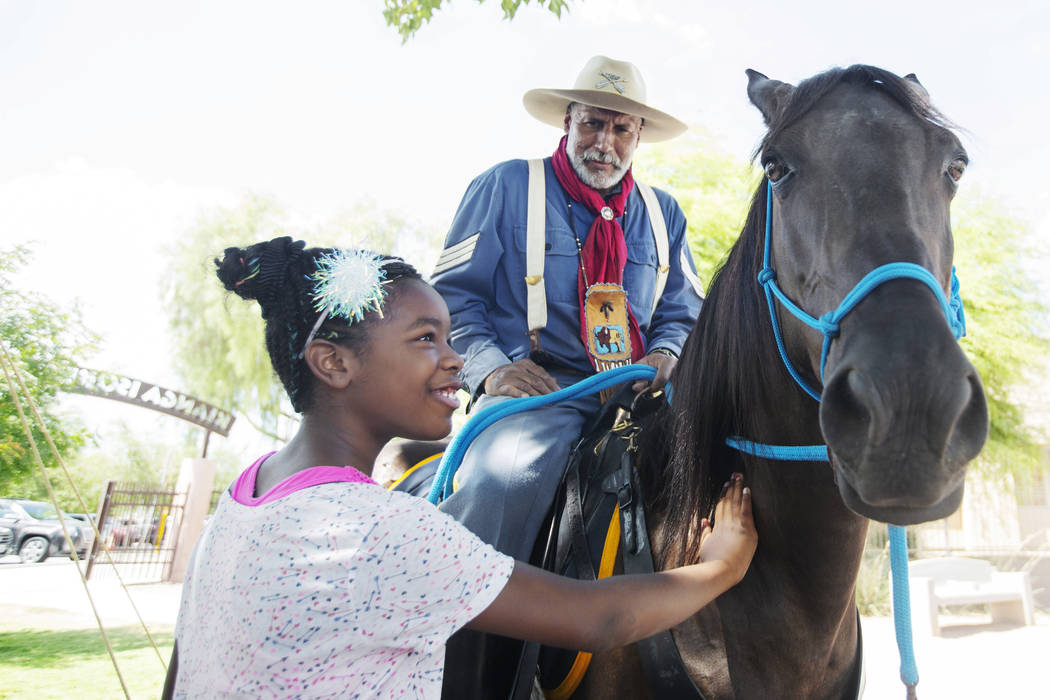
[
  {"xmin": 0, "ymin": 498, "xmax": 86, "ymax": 563},
  {"xmin": 66, "ymin": 512, "xmax": 97, "ymax": 556}
]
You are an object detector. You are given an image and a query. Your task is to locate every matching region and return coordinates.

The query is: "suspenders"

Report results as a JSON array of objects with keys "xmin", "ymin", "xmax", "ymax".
[
  {"xmin": 526, "ymin": 159, "xmax": 549, "ymax": 336},
  {"xmin": 524, "ymin": 158, "xmax": 670, "ymax": 338}
]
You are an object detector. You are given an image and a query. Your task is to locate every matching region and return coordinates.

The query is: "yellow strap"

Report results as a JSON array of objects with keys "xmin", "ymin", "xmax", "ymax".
[
  {"xmin": 545, "ymin": 506, "xmax": 622, "ymax": 699},
  {"xmin": 386, "ymin": 452, "xmax": 443, "ymax": 492}
]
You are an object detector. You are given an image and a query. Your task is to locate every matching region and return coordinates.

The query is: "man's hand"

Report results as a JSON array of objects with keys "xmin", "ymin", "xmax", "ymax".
[
  {"xmin": 632, "ymin": 350, "xmax": 677, "ymax": 393},
  {"xmin": 484, "ymin": 359, "xmax": 561, "ymax": 397}
]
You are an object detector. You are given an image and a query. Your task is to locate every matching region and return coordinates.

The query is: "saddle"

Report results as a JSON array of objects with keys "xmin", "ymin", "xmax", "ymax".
[
  {"xmin": 525, "ymin": 385, "xmax": 705, "ymax": 700},
  {"xmin": 389, "ymin": 385, "xmax": 704, "ymax": 699}
]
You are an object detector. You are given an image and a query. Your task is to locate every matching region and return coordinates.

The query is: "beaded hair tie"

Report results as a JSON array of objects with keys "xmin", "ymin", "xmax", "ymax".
[{"xmin": 298, "ymin": 249, "xmax": 394, "ymax": 359}]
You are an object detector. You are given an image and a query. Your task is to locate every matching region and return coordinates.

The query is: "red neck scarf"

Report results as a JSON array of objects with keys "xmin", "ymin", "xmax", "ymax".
[{"xmin": 551, "ymin": 136, "xmax": 645, "ymax": 366}]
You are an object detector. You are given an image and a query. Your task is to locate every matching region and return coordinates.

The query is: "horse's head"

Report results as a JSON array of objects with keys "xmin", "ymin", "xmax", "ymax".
[{"xmin": 745, "ymin": 66, "xmax": 988, "ymax": 525}]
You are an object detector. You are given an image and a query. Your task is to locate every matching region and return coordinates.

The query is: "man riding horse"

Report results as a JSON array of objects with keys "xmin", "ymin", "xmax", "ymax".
[
  {"xmin": 427, "ymin": 55, "xmax": 703, "ymax": 559},
  {"xmin": 419, "ymin": 55, "xmax": 704, "ymax": 698}
]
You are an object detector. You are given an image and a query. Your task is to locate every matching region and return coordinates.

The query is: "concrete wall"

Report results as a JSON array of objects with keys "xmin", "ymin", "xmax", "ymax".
[{"xmin": 167, "ymin": 458, "xmax": 216, "ymax": 583}]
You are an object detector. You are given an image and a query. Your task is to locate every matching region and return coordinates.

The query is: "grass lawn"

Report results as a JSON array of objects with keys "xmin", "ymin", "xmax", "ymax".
[{"xmin": 0, "ymin": 609, "xmax": 172, "ymax": 700}]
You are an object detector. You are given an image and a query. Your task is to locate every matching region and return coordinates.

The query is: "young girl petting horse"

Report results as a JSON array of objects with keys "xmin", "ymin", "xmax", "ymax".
[{"xmin": 162, "ymin": 236, "xmax": 757, "ymax": 699}]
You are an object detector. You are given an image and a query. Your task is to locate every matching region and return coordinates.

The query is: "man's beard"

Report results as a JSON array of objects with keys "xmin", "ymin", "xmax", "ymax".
[{"xmin": 567, "ymin": 133, "xmax": 630, "ymax": 191}]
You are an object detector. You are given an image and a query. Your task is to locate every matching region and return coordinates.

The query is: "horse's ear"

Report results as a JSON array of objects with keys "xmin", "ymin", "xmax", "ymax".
[
  {"xmin": 903, "ymin": 72, "xmax": 930, "ymax": 102},
  {"xmin": 746, "ymin": 69, "xmax": 795, "ymax": 125}
]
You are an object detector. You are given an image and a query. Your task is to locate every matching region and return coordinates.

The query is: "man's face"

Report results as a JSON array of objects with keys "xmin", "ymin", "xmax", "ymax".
[{"xmin": 563, "ymin": 104, "xmax": 643, "ymax": 192}]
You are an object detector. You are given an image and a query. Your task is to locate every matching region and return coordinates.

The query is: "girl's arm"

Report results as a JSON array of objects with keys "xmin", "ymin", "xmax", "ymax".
[{"xmin": 467, "ymin": 475, "xmax": 755, "ymax": 653}]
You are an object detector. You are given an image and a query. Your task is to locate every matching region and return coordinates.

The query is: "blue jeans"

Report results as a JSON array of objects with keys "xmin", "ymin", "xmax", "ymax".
[{"xmin": 438, "ymin": 368, "xmax": 601, "ymax": 559}]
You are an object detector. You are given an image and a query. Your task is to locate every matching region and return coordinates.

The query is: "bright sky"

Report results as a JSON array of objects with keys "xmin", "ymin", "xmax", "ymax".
[{"xmin": 1, "ymin": 0, "xmax": 1047, "ymax": 446}]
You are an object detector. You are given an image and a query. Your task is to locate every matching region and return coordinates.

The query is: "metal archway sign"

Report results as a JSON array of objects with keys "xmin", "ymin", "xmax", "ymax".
[{"xmin": 67, "ymin": 367, "xmax": 235, "ymax": 437}]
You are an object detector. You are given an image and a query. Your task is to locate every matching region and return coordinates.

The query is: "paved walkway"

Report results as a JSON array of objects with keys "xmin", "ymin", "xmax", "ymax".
[
  {"xmin": 0, "ymin": 557, "xmax": 180, "ymax": 629},
  {"xmin": 2, "ymin": 557, "xmax": 1048, "ymax": 697}
]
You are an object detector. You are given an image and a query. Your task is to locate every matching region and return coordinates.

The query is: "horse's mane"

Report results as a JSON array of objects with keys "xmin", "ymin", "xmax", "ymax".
[{"xmin": 646, "ymin": 65, "xmax": 954, "ymax": 568}]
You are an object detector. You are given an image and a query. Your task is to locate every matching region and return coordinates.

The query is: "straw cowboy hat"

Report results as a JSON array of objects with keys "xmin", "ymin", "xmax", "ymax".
[{"xmin": 522, "ymin": 55, "xmax": 687, "ymax": 143}]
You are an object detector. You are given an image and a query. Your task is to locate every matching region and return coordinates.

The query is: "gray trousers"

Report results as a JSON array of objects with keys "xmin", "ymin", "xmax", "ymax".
[{"xmin": 438, "ymin": 369, "xmax": 601, "ymax": 560}]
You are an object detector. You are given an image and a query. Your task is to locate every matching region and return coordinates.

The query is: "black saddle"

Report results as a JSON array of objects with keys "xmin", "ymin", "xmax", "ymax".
[{"xmin": 526, "ymin": 384, "xmax": 705, "ymax": 700}]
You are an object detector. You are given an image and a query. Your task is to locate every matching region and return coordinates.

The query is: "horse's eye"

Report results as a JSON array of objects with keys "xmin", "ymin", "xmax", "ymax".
[
  {"xmin": 947, "ymin": 158, "xmax": 967, "ymax": 182},
  {"xmin": 764, "ymin": 160, "xmax": 789, "ymax": 183}
]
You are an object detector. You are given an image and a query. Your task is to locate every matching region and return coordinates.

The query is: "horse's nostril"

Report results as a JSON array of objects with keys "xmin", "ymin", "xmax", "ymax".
[
  {"xmin": 821, "ymin": 368, "xmax": 875, "ymax": 452},
  {"xmin": 946, "ymin": 373, "xmax": 989, "ymax": 464}
]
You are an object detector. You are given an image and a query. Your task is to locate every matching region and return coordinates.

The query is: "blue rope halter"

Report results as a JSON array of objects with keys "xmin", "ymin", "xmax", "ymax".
[
  {"xmin": 758, "ymin": 181, "xmax": 966, "ymax": 401},
  {"xmin": 727, "ymin": 179, "xmax": 971, "ymax": 697}
]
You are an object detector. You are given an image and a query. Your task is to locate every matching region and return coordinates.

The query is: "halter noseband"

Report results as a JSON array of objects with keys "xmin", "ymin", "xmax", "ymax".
[{"xmin": 759, "ymin": 180, "xmax": 966, "ymax": 402}]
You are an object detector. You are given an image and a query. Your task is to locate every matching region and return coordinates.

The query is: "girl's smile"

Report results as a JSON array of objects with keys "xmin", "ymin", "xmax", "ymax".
[{"xmin": 351, "ymin": 279, "xmax": 464, "ymax": 442}]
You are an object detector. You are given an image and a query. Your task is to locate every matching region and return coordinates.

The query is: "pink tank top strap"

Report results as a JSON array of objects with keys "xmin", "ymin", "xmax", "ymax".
[{"xmin": 230, "ymin": 452, "xmax": 378, "ymax": 506}]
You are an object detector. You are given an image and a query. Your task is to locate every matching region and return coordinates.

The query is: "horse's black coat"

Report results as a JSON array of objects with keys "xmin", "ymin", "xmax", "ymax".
[
  {"xmin": 580, "ymin": 65, "xmax": 988, "ymax": 699},
  {"xmin": 647, "ymin": 65, "xmax": 986, "ymax": 569}
]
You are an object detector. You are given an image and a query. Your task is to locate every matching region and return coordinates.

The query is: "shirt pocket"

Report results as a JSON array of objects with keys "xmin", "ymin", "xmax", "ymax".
[
  {"xmin": 625, "ymin": 237, "xmax": 658, "ymax": 268},
  {"xmin": 513, "ymin": 224, "xmax": 580, "ymax": 303},
  {"xmin": 624, "ymin": 236, "xmax": 658, "ymax": 325}
]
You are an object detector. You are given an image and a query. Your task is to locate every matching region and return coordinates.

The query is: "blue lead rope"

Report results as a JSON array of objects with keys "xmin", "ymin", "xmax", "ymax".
[
  {"xmin": 889, "ymin": 525, "xmax": 920, "ymax": 691},
  {"xmin": 724, "ymin": 438, "xmax": 827, "ymax": 462},
  {"xmin": 426, "ymin": 364, "xmax": 658, "ymax": 505}
]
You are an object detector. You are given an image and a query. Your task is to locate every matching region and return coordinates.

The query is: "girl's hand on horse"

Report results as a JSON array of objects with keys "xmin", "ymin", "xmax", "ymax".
[
  {"xmin": 698, "ymin": 474, "xmax": 757, "ymax": 585},
  {"xmin": 466, "ymin": 474, "xmax": 758, "ymax": 653}
]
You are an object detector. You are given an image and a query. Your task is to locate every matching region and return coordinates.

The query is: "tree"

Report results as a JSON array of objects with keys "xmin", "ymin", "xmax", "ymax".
[
  {"xmin": 635, "ymin": 129, "xmax": 1049, "ymax": 479},
  {"xmin": 951, "ymin": 195, "xmax": 1049, "ymax": 476},
  {"xmin": 383, "ymin": 0, "xmax": 570, "ymax": 42},
  {"xmin": 0, "ymin": 245, "xmax": 96, "ymax": 497},
  {"xmin": 164, "ymin": 196, "xmax": 444, "ymax": 442},
  {"xmin": 635, "ymin": 130, "xmax": 757, "ymax": 287}
]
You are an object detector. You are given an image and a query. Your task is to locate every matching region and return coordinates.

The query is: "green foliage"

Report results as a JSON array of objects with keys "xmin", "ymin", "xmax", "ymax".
[
  {"xmin": 855, "ymin": 547, "xmax": 892, "ymax": 616},
  {"xmin": 952, "ymin": 192, "xmax": 1049, "ymax": 477},
  {"xmin": 634, "ymin": 129, "xmax": 1049, "ymax": 481},
  {"xmin": 165, "ymin": 196, "xmax": 444, "ymax": 440},
  {"xmin": 164, "ymin": 196, "xmax": 291, "ymax": 441},
  {"xmin": 63, "ymin": 424, "xmax": 198, "ymax": 511},
  {"xmin": 635, "ymin": 129, "xmax": 759, "ymax": 287},
  {"xmin": 0, "ymin": 246, "xmax": 95, "ymax": 496},
  {"xmin": 382, "ymin": 0, "xmax": 569, "ymax": 42},
  {"xmin": 0, "ymin": 621, "xmax": 173, "ymax": 700}
]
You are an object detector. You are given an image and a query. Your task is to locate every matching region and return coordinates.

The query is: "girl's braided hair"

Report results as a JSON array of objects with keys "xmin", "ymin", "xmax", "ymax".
[{"xmin": 215, "ymin": 236, "xmax": 422, "ymax": 412}]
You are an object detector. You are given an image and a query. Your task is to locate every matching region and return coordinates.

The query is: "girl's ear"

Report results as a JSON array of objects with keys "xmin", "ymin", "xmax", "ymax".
[{"xmin": 304, "ymin": 340, "xmax": 359, "ymax": 390}]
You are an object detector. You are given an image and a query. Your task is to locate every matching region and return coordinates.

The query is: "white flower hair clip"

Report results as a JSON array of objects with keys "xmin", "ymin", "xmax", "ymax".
[{"xmin": 299, "ymin": 249, "xmax": 391, "ymax": 358}]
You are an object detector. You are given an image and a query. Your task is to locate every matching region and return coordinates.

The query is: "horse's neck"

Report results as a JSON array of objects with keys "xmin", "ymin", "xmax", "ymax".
[
  {"xmin": 741, "ymin": 385, "xmax": 869, "ymax": 604},
  {"xmin": 714, "ymin": 388, "xmax": 869, "ymax": 697}
]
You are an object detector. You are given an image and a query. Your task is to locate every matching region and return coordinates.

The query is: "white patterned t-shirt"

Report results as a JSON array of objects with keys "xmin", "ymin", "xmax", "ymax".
[{"xmin": 173, "ymin": 465, "xmax": 514, "ymax": 699}]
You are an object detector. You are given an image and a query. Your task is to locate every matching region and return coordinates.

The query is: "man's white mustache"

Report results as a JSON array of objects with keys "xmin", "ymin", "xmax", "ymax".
[{"xmin": 580, "ymin": 149, "xmax": 621, "ymax": 167}]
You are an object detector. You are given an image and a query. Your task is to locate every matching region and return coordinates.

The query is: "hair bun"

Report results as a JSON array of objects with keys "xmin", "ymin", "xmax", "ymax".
[
  {"xmin": 214, "ymin": 237, "xmax": 307, "ymax": 315},
  {"xmin": 215, "ymin": 245, "xmax": 258, "ymax": 299}
]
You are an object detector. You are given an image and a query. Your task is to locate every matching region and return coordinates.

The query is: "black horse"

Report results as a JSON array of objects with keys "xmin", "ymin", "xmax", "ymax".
[{"xmin": 573, "ymin": 65, "xmax": 989, "ymax": 699}]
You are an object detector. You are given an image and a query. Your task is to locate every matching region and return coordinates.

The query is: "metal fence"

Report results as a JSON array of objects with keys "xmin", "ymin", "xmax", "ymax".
[{"xmin": 86, "ymin": 480, "xmax": 185, "ymax": 583}]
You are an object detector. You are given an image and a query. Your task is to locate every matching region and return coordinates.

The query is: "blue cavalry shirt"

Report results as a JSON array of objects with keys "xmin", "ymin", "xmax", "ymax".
[{"xmin": 432, "ymin": 157, "xmax": 704, "ymax": 397}]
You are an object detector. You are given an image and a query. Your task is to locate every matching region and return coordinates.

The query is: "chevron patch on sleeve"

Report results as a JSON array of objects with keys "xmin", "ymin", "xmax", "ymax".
[
  {"xmin": 681, "ymin": 248, "xmax": 705, "ymax": 297},
  {"xmin": 433, "ymin": 233, "xmax": 481, "ymax": 275}
]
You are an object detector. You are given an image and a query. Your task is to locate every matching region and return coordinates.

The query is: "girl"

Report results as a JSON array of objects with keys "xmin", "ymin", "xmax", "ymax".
[{"xmin": 164, "ymin": 236, "xmax": 756, "ymax": 699}]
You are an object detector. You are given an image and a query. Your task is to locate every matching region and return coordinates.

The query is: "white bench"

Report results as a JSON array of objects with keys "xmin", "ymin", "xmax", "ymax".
[{"xmin": 908, "ymin": 556, "xmax": 1035, "ymax": 636}]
